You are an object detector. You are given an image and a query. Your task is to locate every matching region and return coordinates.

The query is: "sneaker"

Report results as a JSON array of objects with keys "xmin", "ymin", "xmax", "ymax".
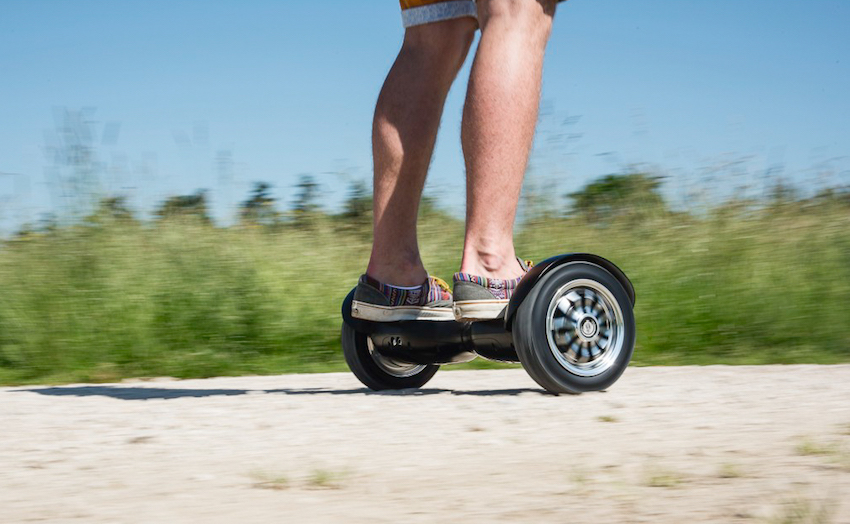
[
  {"xmin": 351, "ymin": 274, "xmax": 455, "ymax": 322},
  {"xmin": 452, "ymin": 259, "xmax": 533, "ymax": 321}
]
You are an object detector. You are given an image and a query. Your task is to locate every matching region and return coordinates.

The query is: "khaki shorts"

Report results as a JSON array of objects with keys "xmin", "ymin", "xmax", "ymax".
[{"xmin": 399, "ymin": 0, "xmax": 562, "ymax": 28}]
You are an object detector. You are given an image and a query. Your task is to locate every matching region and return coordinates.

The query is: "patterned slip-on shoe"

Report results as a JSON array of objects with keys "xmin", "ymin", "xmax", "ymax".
[
  {"xmin": 452, "ymin": 259, "xmax": 533, "ymax": 321},
  {"xmin": 351, "ymin": 274, "xmax": 454, "ymax": 322}
]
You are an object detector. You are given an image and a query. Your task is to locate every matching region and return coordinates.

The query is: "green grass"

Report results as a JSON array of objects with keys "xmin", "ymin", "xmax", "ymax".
[{"xmin": 1, "ymin": 198, "xmax": 848, "ymax": 385}]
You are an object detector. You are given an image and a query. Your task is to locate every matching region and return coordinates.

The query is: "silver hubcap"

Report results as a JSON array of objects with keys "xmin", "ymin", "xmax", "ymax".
[
  {"xmin": 545, "ymin": 278, "xmax": 625, "ymax": 377},
  {"xmin": 366, "ymin": 337, "xmax": 426, "ymax": 378}
]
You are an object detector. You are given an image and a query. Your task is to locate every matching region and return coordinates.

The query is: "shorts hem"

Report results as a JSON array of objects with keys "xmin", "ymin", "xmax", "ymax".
[{"xmin": 401, "ymin": 0, "xmax": 478, "ymax": 28}]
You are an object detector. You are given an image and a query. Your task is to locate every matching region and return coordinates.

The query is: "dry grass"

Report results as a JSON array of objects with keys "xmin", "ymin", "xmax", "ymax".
[
  {"xmin": 644, "ymin": 466, "xmax": 684, "ymax": 488},
  {"xmin": 795, "ymin": 439, "xmax": 840, "ymax": 457},
  {"xmin": 306, "ymin": 468, "xmax": 347, "ymax": 490},
  {"xmin": 717, "ymin": 462, "xmax": 744, "ymax": 479},
  {"xmin": 767, "ymin": 498, "xmax": 834, "ymax": 524},
  {"xmin": 249, "ymin": 470, "xmax": 290, "ymax": 491}
]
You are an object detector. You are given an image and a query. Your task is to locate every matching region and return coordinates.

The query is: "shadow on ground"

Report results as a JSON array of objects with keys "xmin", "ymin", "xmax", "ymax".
[{"xmin": 12, "ymin": 385, "xmax": 547, "ymax": 400}]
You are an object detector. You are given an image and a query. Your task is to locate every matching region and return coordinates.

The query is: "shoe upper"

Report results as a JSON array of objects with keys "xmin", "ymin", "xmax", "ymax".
[
  {"xmin": 452, "ymin": 258, "xmax": 532, "ymax": 302},
  {"xmin": 354, "ymin": 274, "xmax": 452, "ymax": 308}
]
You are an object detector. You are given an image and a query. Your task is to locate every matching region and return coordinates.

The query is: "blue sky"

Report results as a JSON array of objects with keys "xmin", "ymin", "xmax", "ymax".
[{"xmin": 1, "ymin": 0, "xmax": 848, "ymax": 231}]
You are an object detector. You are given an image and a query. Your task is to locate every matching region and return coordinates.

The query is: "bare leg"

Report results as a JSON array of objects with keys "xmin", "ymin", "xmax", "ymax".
[
  {"xmin": 366, "ymin": 18, "xmax": 477, "ymax": 286},
  {"xmin": 460, "ymin": 0, "xmax": 556, "ymax": 279}
]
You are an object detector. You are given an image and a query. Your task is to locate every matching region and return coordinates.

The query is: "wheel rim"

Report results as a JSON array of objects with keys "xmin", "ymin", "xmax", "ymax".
[
  {"xmin": 545, "ymin": 278, "xmax": 625, "ymax": 377},
  {"xmin": 366, "ymin": 337, "xmax": 427, "ymax": 378}
]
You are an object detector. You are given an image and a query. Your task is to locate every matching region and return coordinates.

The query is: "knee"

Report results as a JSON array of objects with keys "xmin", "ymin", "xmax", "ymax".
[
  {"xmin": 478, "ymin": 0, "xmax": 556, "ymax": 43},
  {"xmin": 401, "ymin": 18, "xmax": 477, "ymax": 76}
]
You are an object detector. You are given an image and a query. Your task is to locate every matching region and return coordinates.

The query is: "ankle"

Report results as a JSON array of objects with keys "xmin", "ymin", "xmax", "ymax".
[
  {"xmin": 459, "ymin": 248, "xmax": 524, "ymax": 280},
  {"xmin": 366, "ymin": 256, "xmax": 428, "ymax": 288}
]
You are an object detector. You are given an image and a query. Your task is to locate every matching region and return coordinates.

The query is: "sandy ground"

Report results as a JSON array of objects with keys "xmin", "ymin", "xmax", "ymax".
[{"xmin": 2, "ymin": 366, "xmax": 849, "ymax": 524}]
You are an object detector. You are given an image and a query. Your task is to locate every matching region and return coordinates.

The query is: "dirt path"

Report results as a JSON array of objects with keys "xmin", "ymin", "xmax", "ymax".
[{"xmin": 2, "ymin": 366, "xmax": 849, "ymax": 523}]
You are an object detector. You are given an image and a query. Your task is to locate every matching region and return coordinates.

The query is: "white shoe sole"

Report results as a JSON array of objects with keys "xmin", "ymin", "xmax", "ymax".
[
  {"xmin": 452, "ymin": 300, "xmax": 509, "ymax": 321},
  {"xmin": 351, "ymin": 301, "xmax": 456, "ymax": 322}
]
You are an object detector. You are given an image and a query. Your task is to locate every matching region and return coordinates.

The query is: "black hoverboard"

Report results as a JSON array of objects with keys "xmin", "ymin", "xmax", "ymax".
[{"xmin": 341, "ymin": 254, "xmax": 636, "ymax": 395}]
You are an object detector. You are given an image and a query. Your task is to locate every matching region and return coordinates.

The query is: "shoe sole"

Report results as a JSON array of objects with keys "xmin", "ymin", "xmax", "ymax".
[
  {"xmin": 453, "ymin": 299, "xmax": 509, "ymax": 321},
  {"xmin": 351, "ymin": 301, "xmax": 456, "ymax": 322}
]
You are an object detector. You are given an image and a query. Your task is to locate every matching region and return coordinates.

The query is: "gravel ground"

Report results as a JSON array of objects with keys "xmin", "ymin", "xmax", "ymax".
[{"xmin": 2, "ymin": 365, "xmax": 849, "ymax": 523}]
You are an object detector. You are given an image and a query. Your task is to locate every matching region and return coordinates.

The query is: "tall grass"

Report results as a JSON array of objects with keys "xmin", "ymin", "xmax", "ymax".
[
  {"xmin": 0, "ymin": 197, "xmax": 848, "ymax": 385},
  {"xmin": 520, "ymin": 200, "xmax": 850, "ymax": 365}
]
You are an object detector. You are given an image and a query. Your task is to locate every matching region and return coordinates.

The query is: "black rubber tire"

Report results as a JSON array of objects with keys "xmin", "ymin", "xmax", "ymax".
[
  {"xmin": 513, "ymin": 262, "xmax": 636, "ymax": 395},
  {"xmin": 341, "ymin": 323, "xmax": 439, "ymax": 390}
]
